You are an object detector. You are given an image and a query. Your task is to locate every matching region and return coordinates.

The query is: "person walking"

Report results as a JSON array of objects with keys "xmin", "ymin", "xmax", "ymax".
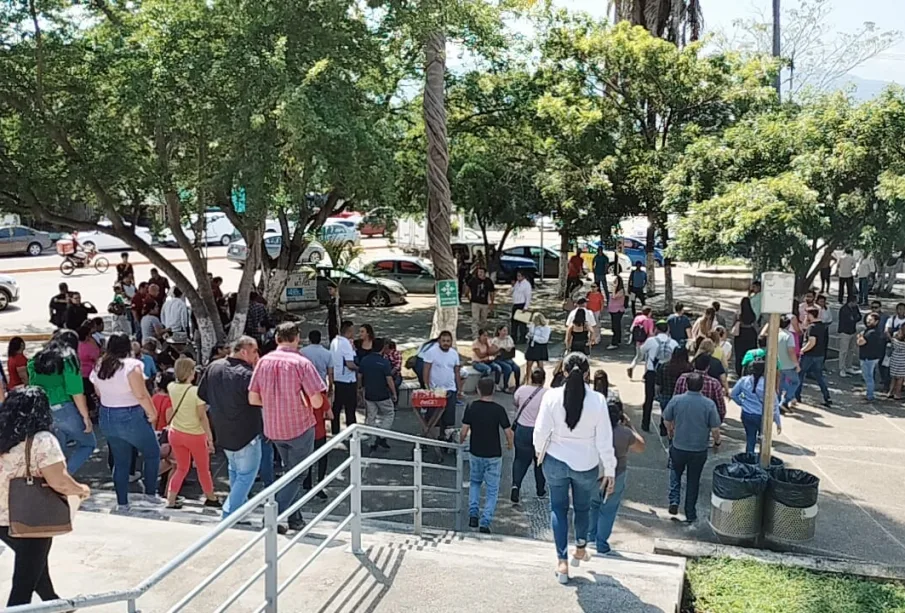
[
  {"xmin": 639, "ymin": 320, "xmax": 677, "ymax": 432},
  {"xmin": 197, "ymin": 336, "xmax": 264, "ymax": 517},
  {"xmin": 329, "ymin": 321, "xmax": 359, "ymax": 435},
  {"xmin": 249, "ymin": 322, "xmax": 327, "ymax": 533},
  {"xmin": 663, "ymin": 373, "xmax": 722, "ymax": 523},
  {"xmin": 90, "ymin": 333, "xmax": 162, "ymax": 510},
  {"xmin": 667, "ymin": 302, "xmax": 692, "ymax": 348},
  {"xmin": 776, "ymin": 316, "xmax": 800, "ymax": 412},
  {"xmin": 592, "ymin": 247, "xmax": 610, "ymax": 299},
  {"xmin": 0, "ymin": 387, "xmax": 91, "ymax": 607},
  {"xmin": 838, "ymin": 295, "xmax": 862, "ymax": 378},
  {"xmin": 795, "ymin": 307, "xmax": 832, "ymax": 407},
  {"xmin": 165, "ymin": 357, "xmax": 220, "ymax": 509},
  {"xmin": 857, "ymin": 314, "xmax": 885, "ymax": 403},
  {"xmin": 28, "ymin": 330, "xmax": 96, "ymax": 475},
  {"xmin": 605, "ymin": 276, "xmax": 626, "ymax": 349},
  {"xmin": 837, "ymin": 248, "xmax": 856, "ymax": 304},
  {"xmin": 857, "ymin": 254, "xmax": 876, "ymax": 306},
  {"xmin": 524, "ymin": 313, "xmax": 551, "ymax": 382},
  {"xmin": 587, "ymin": 398, "xmax": 644, "ymax": 555},
  {"xmin": 534, "ymin": 352, "xmax": 616, "ymax": 584},
  {"xmin": 466, "ymin": 267, "xmax": 495, "ymax": 338},
  {"xmin": 565, "ymin": 308, "xmax": 592, "ymax": 356},
  {"xmin": 628, "ymin": 262, "xmax": 647, "ymax": 317},
  {"xmin": 77, "ymin": 323, "xmax": 101, "ymax": 419},
  {"xmin": 627, "ymin": 306, "xmax": 654, "ymax": 380},
  {"xmin": 655, "ymin": 347, "xmax": 692, "ymax": 433},
  {"xmin": 675, "ymin": 353, "xmax": 728, "ymax": 423},
  {"xmin": 731, "ymin": 360, "xmax": 782, "ymax": 454},
  {"xmin": 566, "ymin": 248, "xmax": 585, "ymax": 297},
  {"xmin": 510, "ymin": 368, "xmax": 548, "ymax": 503},
  {"xmin": 818, "ymin": 253, "xmax": 835, "ymax": 294},
  {"xmin": 461, "ymin": 377, "xmax": 512, "ymax": 533},
  {"xmin": 732, "ymin": 297, "xmax": 759, "ymax": 377},
  {"xmin": 510, "ymin": 270, "xmax": 532, "ymax": 344},
  {"xmin": 887, "ymin": 326, "xmax": 905, "ymax": 401},
  {"xmin": 359, "ymin": 338, "xmax": 397, "ymax": 451}
]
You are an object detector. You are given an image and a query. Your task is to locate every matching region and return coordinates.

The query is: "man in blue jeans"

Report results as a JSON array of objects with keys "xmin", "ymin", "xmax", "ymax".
[
  {"xmin": 663, "ymin": 373, "xmax": 722, "ymax": 523},
  {"xmin": 858, "ymin": 313, "xmax": 885, "ymax": 402},
  {"xmin": 776, "ymin": 315, "xmax": 800, "ymax": 410},
  {"xmin": 460, "ymin": 377, "xmax": 513, "ymax": 534},
  {"xmin": 795, "ymin": 308, "xmax": 832, "ymax": 407},
  {"xmin": 198, "ymin": 335, "xmax": 263, "ymax": 518}
]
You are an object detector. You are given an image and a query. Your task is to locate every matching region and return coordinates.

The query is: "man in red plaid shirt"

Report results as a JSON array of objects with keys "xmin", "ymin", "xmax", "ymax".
[
  {"xmin": 249, "ymin": 322, "xmax": 326, "ymax": 533},
  {"xmin": 673, "ymin": 353, "xmax": 727, "ymax": 422}
]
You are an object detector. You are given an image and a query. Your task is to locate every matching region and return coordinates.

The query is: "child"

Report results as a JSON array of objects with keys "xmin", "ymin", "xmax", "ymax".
[
  {"xmin": 151, "ymin": 373, "xmax": 176, "ymax": 496},
  {"xmin": 383, "ymin": 338, "xmax": 403, "ymax": 393},
  {"xmin": 586, "ymin": 286, "xmax": 605, "ymax": 345},
  {"xmin": 460, "ymin": 376, "xmax": 513, "ymax": 534},
  {"xmin": 303, "ymin": 396, "xmax": 331, "ymax": 500},
  {"xmin": 627, "ymin": 306, "xmax": 654, "ymax": 379}
]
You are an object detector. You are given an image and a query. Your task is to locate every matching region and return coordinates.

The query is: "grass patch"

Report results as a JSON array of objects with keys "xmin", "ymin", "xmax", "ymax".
[{"xmin": 684, "ymin": 558, "xmax": 905, "ymax": 613}]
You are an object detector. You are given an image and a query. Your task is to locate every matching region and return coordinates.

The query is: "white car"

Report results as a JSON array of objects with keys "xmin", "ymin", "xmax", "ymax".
[
  {"xmin": 61, "ymin": 222, "xmax": 154, "ymax": 252},
  {"xmin": 227, "ymin": 229, "xmax": 327, "ymax": 267},
  {"xmin": 321, "ymin": 222, "xmax": 360, "ymax": 248},
  {"xmin": 160, "ymin": 211, "xmax": 237, "ymax": 247},
  {"xmin": 0, "ymin": 273, "xmax": 20, "ymax": 311}
]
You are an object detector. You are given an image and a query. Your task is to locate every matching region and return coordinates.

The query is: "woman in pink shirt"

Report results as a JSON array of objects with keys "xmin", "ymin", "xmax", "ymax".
[
  {"xmin": 606, "ymin": 276, "xmax": 627, "ymax": 349},
  {"xmin": 509, "ymin": 368, "xmax": 549, "ymax": 503},
  {"xmin": 627, "ymin": 306, "xmax": 654, "ymax": 379},
  {"xmin": 77, "ymin": 323, "xmax": 101, "ymax": 418}
]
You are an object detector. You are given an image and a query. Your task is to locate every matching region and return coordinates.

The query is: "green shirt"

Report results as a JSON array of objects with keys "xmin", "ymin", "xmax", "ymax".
[
  {"xmin": 741, "ymin": 348, "xmax": 780, "ymax": 370},
  {"xmin": 27, "ymin": 359, "xmax": 84, "ymax": 406}
]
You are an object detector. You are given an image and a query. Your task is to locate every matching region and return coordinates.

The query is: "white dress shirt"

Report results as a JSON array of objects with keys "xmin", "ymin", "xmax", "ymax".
[
  {"xmin": 566, "ymin": 307, "xmax": 597, "ymax": 327},
  {"xmin": 640, "ymin": 333, "xmax": 678, "ymax": 372},
  {"xmin": 511, "ymin": 279, "xmax": 532, "ymax": 309},
  {"xmin": 160, "ymin": 296, "xmax": 189, "ymax": 336},
  {"xmin": 857, "ymin": 256, "xmax": 876, "ymax": 278},
  {"xmin": 527, "ymin": 324, "xmax": 551, "ymax": 345},
  {"xmin": 837, "ymin": 254, "xmax": 855, "ymax": 278},
  {"xmin": 330, "ymin": 336, "xmax": 357, "ymax": 384},
  {"xmin": 533, "ymin": 385, "xmax": 617, "ymax": 477}
]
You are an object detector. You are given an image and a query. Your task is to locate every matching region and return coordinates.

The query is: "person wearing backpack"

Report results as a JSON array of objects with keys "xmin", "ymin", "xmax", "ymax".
[
  {"xmin": 627, "ymin": 306, "xmax": 654, "ymax": 380},
  {"xmin": 638, "ymin": 321, "xmax": 677, "ymax": 432}
]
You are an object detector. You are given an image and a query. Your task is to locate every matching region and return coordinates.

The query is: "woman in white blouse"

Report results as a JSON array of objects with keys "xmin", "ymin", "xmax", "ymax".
[
  {"xmin": 533, "ymin": 352, "xmax": 616, "ymax": 584},
  {"xmin": 524, "ymin": 313, "xmax": 551, "ymax": 383}
]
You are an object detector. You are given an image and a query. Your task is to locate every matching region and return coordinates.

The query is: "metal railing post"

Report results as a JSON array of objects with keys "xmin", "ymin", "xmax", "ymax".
[
  {"xmin": 350, "ymin": 432, "xmax": 363, "ymax": 554},
  {"xmin": 263, "ymin": 498, "xmax": 279, "ymax": 613},
  {"xmin": 413, "ymin": 443, "xmax": 423, "ymax": 535},
  {"xmin": 128, "ymin": 599, "xmax": 137, "ymax": 613},
  {"xmin": 455, "ymin": 446, "xmax": 464, "ymax": 532}
]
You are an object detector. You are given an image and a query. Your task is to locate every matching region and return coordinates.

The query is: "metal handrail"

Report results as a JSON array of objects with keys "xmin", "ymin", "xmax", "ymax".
[{"xmin": 7, "ymin": 424, "xmax": 465, "ymax": 613}]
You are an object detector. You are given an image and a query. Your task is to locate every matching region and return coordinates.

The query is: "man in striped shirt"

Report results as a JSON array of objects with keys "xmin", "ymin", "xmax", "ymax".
[{"xmin": 249, "ymin": 322, "xmax": 326, "ymax": 533}]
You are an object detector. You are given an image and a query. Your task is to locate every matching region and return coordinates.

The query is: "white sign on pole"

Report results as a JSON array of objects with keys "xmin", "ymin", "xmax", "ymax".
[{"xmin": 761, "ymin": 271, "xmax": 796, "ymax": 314}]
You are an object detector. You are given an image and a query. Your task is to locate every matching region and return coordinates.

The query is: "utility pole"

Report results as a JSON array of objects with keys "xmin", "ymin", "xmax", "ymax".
[{"xmin": 773, "ymin": 0, "xmax": 782, "ymax": 101}]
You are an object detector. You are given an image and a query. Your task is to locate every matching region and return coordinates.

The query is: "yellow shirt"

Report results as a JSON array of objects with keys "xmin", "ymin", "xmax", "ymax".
[{"xmin": 168, "ymin": 383, "xmax": 205, "ymax": 435}]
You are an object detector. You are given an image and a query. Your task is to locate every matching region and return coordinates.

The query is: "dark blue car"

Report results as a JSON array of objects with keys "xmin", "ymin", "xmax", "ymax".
[{"xmin": 588, "ymin": 237, "xmax": 663, "ymax": 267}]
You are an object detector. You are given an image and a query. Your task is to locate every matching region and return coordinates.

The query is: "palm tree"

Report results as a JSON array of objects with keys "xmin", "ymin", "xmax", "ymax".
[{"xmin": 610, "ymin": 0, "xmax": 703, "ymax": 46}]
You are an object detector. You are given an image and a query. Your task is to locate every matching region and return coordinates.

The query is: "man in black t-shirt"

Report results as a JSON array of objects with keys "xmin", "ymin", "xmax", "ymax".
[
  {"xmin": 49, "ymin": 282, "xmax": 70, "ymax": 328},
  {"xmin": 466, "ymin": 267, "xmax": 495, "ymax": 338},
  {"xmin": 795, "ymin": 307, "xmax": 831, "ymax": 406},
  {"xmin": 460, "ymin": 377, "xmax": 512, "ymax": 533},
  {"xmin": 115, "ymin": 253, "xmax": 134, "ymax": 283},
  {"xmin": 858, "ymin": 313, "xmax": 885, "ymax": 402}
]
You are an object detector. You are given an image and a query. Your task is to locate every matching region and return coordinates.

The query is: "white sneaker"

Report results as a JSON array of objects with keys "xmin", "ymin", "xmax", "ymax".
[
  {"xmin": 849, "ymin": 368, "xmax": 861, "ymax": 375},
  {"xmin": 839, "ymin": 372, "xmax": 849, "ymax": 378},
  {"xmin": 133, "ymin": 494, "xmax": 166, "ymax": 508},
  {"xmin": 113, "ymin": 504, "xmax": 131, "ymax": 514},
  {"xmin": 129, "ymin": 471, "xmax": 142, "ymax": 483}
]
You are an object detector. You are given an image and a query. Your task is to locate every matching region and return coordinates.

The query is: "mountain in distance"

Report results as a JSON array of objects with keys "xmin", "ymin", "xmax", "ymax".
[{"xmin": 831, "ymin": 74, "xmax": 902, "ymax": 102}]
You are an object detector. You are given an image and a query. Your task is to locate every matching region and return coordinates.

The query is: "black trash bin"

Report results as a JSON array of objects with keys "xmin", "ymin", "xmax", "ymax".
[
  {"xmin": 764, "ymin": 468, "xmax": 820, "ymax": 544},
  {"xmin": 732, "ymin": 452, "xmax": 784, "ymax": 469},
  {"xmin": 710, "ymin": 463, "xmax": 770, "ymax": 540}
]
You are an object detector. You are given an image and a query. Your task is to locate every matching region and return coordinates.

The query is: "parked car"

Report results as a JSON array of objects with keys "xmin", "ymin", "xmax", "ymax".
[
  {"xmin": 311, "ymin": 265, "xmax": 407, "ymax": 307},
  {"xmin": 501, "ymin": 245, "xmax": 561, "ymax": 279},
  {"xmin": 61, "ymin": 222, "xmax": 154, "ymax": 252},
  {"xmin": 328, "ymin": 210, "xmax": 365, "ymax": 227},
  {"xmin": 0, "ymin": 226, "xmax": 53, "ymax": 256},
  {"xmin": 0, "ymin": 274, "xmax": 20, "ymax": 311},
  {"xmin": 359, "ymin": 207, "xmax": 396, "ymax": 238},
  {"xmin": 227, "ymin": 229, "xmax": 326, "ymax": 267},
  {"xmin": 451, "ymin": 241, "xmax": 537, "ymax": 284},
  {"xmin": 361, "ymin": 256, "xmax": 436, "ymax": 294},
  {"xmin": 159, "ymin": 211, "xmax": 237, "ymax": 246},
  {"xmin": 321, "ymin": 222, "xmax": 360, "ymax": 248}
]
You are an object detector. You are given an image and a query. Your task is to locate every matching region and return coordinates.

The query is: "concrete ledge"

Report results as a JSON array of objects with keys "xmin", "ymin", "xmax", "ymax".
[
  {"xmin": 654, "ymin": 538, "xmax": 905, "ymax": 583},
  {"xmin": 685, "ymin": 268, "xmax": 753, "ymax": 292}
]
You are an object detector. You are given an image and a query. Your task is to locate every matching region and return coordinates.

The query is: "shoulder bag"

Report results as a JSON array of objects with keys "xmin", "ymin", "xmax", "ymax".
[
  {"xmin": 511, "ymin": 387, "xmax": 543, "ymax": 432},
  {"xmin": 9, "ymin": 437, "xmax": 72, "ymax": 538},
  {"xmin": 158, "ymin": 385, "xmax": 192, "ymax": 445}
]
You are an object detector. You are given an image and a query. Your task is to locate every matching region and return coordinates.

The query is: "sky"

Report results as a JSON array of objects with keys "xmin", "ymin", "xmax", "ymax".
[{"xmin": 559, "ymin": 0, "xmax": 905, "ymax": 83}]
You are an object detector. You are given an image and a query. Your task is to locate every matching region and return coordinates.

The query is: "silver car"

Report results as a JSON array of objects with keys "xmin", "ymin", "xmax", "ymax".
[
  {"xmin": 227, "ymin": 230, "xmax": 326, "ymax": 267},
  {"xmin": 0, "ymin": 226, "xmax": 53, "ymax": 257},
  {"xmin": 0, "ymin": 274, "xmax": 21, "ymax": 311},
  {"xmin": 361, "ymin": 256, "xmax": 436, "ymax": 294}
]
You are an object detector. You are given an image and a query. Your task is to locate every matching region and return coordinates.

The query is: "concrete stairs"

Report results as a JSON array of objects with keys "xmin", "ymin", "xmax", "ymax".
[{"xmin": 0, "ymin": 511, "xmax": 685, "ymax": 613}]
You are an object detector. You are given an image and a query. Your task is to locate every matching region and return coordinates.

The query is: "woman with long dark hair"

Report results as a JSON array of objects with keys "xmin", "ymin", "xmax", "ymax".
[
  {"xmin": 27, "ymin": 329, "xmax": 96, "ymax": 474},
  {"xmin": 0, "ymin": 387, "xmax": 89, "ymax": 606},
  {"xmin": 731, "ymin": 359, "xmax": 782, "ymax": 454},
  {"xmin": 510, "ymin": 368, "xmax": 548, "ymax": 503},
  {"xmin": 565, "ymin": 308, "xmax": 591, "ymax": 355},
  {"xmin": 77, "ymin": 323, "xmax": 101, "ymax": 419},
  {"xmin": 533, "ymin": 352, "xmax": 616, "ymax": 584},
  {"xmin": 354, "ymin": 324, "xmax": 376, "ymax": 360},
  {"xmin": 90, "ymin": 333, "xmax": 162, "ymax": 510},
  {"xmin": 6, "ymin": 337, "xmax": 28, "ymax": 389},
  {"xmin": 732, "ymin": 297, "xmax": 759, "ymax": 377},
  {"xmin": 606, "ymin": 276, "xmax": 627, "ymax": 349}
]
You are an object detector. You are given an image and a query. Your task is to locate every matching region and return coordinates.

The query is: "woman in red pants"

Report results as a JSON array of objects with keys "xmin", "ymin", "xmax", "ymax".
[{"xmin": 166, "ymin": 357, "xmax": 221, "ymax": 509}]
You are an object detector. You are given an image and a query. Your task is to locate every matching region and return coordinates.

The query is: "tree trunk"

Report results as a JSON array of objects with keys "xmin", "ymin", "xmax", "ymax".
[
  {"xmin": 228, "ymin": 227, "xmax": 261, "ymax": 343},
  {"xmin": 559, "ymin": 231, "xmax": 569, "ymax": 298},
  {"xmin": 646, "ymin": 213, "xmax": 657, "ymax": 296},
  {"xmin": 264, "ymin": 268, "xmax": 290, "ymax": 312},
  {"xmin": 662, "ymin": 223, "xmax": 674, "ymax": 312},
  {"xmin": 423, "ymin": 31, "xmax": 458, "ymax": 341}
]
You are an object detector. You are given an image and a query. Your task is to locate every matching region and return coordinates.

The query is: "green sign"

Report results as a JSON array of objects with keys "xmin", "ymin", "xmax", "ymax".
[{"xmin": 437, "ymin": 279, "xmax": 459, "ymax": 308}]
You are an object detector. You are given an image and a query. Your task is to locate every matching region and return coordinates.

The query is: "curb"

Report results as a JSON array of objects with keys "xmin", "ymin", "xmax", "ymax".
[
  {"xmin": 0, "ymin": 255, "xmax": 229, "ymax": 275},
  {"xmin": 0, "ymin": 333, "xmax": 53, "ymax": 343},
  {"xmin": 653, "ymin": 537, "xmax": 905, "ymax": 583}
]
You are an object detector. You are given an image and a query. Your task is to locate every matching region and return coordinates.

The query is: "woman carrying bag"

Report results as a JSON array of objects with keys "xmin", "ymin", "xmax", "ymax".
[
  {"xmin": 0, "ymin": 387, "xmax": 90, "ymax": 606},
  {"xmin": 509, "ymin": 368, "xmax": 549, "ymax": 504}
]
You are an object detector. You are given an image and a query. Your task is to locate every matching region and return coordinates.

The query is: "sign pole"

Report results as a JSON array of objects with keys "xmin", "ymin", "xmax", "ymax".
[{"xmin": 760, "ymin": 311, "xmax": 781, "ymax": 468}]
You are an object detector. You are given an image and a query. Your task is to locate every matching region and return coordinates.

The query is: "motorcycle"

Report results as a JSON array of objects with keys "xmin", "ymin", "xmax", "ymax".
[{"xmin": 57, "ymin": 239, "xmax": 109, "ymax": 276}]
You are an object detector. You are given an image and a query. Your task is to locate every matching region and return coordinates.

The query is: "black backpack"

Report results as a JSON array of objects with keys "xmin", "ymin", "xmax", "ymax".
[{"xmin": 631, "ymin": 324, "xmax": 647, "ymax": 344}]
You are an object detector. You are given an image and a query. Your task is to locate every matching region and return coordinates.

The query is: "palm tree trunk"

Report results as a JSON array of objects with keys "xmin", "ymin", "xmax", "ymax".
[{"xmin": 423, "ymin": 31, "xmax": 458, "ymax": 340}]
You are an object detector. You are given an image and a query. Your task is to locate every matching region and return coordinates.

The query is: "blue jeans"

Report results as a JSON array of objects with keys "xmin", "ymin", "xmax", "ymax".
[
  {"xmin": 258, "ymin": 437, "xmax": 275, "ymax": 486},
  {"xmin": 588, "ymin": 471, "xmax": 627, "ymax": 553},
  {"xmin": 779, "ymin": 369, "xmax": 799, "ymax": 406},
  {"xmin": 51, "ymin": 401, "xmax": 96, "ymax": 475},
  {"xmin": 861, "ymin": 358, "xmax": 879, "ymax": 400},
  {"xmin": 472, "ymin": 361, "xmax": 502, "ymax": 384},
  {"xmin": 223, "ymin": 436, "xmax": 263, "ymax": 518},
  {"xmin": 669, "ymin": 447, "xmax": 708, "ymax": 521},
  {"xmin": 468, "ymin": 456, "xmax": 502, "ymax": 527},
  {"xmin": 594, "ymin": 274, "xmax": 610, "ymax": 300},
  {"xmin": 796, "ymin": 355, "xmax": 830, "ymax": 403},
  {"xmin": 741, "ymin": 411, "xmax": 762, "ymax": 455},
  {"xmin": 859, "ymin": 277, "xmax": 870, "ymax": 304},
  {"xmin": 272, "ymin": 428, "xmax": 315, "ymax": 524},
  {"xmin": 543, "ymin": 454, "xmax": 598, "ymax": 560},
  {"xmin": 99, "ymin": 405, "xmax": 161, "ymax": 506},
  {"xmin": 511, "ymin": 425, "xmax": 545, "ymax": 496},
  {"xmin": 495, "ymin": 359, "xmax": 520, "ymax": 389}
]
